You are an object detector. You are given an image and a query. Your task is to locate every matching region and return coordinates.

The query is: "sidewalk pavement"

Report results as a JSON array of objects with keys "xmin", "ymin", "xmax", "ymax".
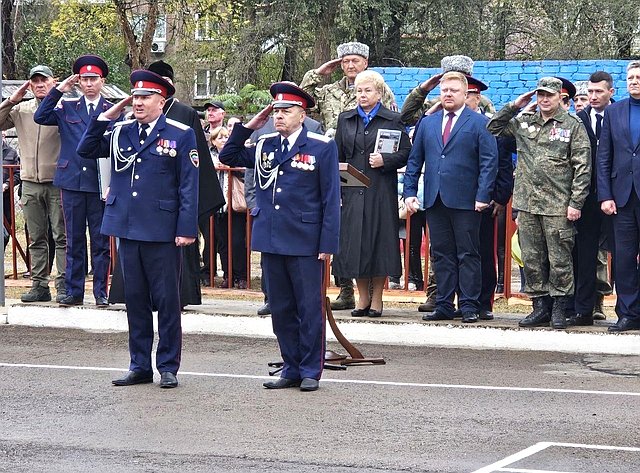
[{"xmin": 2, "ymin": 282, "xmax": 639, "ymax": 356}]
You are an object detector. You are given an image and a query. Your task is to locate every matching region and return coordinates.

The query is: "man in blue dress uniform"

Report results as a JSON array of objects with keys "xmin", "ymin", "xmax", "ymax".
[
  {"xmin": 77, "ymin": 70, "xmax": 199, "ymax": 388},
  {"xmin": 219, "ymin": 82, "xmax": 340, "ymax": 392},
  {"xmin": 34, "ymin": 54, "xmax": 113, "ymax": 307}
]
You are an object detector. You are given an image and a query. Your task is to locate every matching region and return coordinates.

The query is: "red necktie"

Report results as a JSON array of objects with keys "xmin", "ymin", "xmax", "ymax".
[{"xmin": 442, "ymin": 112, "xmax": 455, "ymax": 144}]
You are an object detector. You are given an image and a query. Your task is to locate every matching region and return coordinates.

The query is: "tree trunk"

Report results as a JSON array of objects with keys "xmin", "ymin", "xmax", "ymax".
[{"xmin": 1, "ymin": 0, "xmax": 16, "ymax": 78}]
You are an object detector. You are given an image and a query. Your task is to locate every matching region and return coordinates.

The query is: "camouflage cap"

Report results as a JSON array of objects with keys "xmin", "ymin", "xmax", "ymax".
[
  {"xmin": 29, "ymin": 65, "xmax": 54, "ymax": 79},
  {"xmin": 574, "ymin": 80, "xmax": 588, "ymax": 97},
  {"xmin": 441, "ymin": 55, "xmax": 474, "ymax": 75},
  {"xmin": 535, "ymin": 77, "xmax": 562, "ymax": 94},
  {"xmin": 337, "ymin": 42, "xmax": 369, "ymax": 59}
]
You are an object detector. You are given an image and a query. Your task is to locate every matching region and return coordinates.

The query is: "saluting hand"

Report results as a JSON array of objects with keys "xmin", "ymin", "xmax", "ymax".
[
  {"xmin": 102, "ymin": 96, "xmax": 133, "ymax": 121},
  {"xmin": 9, "ymin": 81, "xmax": 31, "ymax": 104},
  {"xmin": 419, "ymin": 73, "xmax": 443, "ymax": 94},
  {"xmin": 513, "ymin": 90, "xmax": 536, "ymax": 109},
  {"xmin": 245, "ymin": 104, "xmax": 274, "ymax": 131},
  {"xmin": 316, "ymin": 58, "xmax": 342, "ymax": 76},
  {"xmin": 56, "ymin": 74, "xmax": 80, "ymax": 93}
]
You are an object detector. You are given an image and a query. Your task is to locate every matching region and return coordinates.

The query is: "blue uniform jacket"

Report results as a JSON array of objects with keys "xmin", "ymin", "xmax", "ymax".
[
  {"xmin": 76, "ymin": 115, "xmax": 199, "ymax": 242},
  {"xmin": 34, "ymin": 88, "xmax": 114, "ymax": 192},
  {"xmin": 597, "ymin": 98, "xmax": 640, "ymax": 207},
  {"xmin": 219, "ymin": 124, "xmax": 340, "ymax": 256},
  {"xmin": 404, "ymin": 107, "xmax": 498, "ymax": 210}
]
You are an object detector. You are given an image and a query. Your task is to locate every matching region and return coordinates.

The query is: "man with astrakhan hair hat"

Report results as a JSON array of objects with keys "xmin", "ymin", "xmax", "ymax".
[
  {"xmin": 34, "ymin": 54, "xmax": 114, "ymax": 308},
  {"xmin": 219, "ymin": 82, "xmax": 340, "ymax": 392},
  {"xmin": 77, "ymin": 70, "xmax": 199, "ymax": 389},
  {"xmin": 573, "ymin": 81, "xmax": 589, "ymax": 112}
]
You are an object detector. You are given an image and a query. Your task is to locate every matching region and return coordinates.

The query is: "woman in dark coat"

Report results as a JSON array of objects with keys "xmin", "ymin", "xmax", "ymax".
[{"xmin": 332, "ymin": 70, "xmax": 411, "ymax": 317}]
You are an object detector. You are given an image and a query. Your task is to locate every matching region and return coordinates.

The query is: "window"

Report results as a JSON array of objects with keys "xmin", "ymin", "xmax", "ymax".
[
  {"xmin": 132, "ymin": 14, "xmax": 167, "ymax": 41},
  {"xmin": 194, "ymin": 69, "xmax": 225, "ymax": 98},
  {"xmin": 195, "ymin": 13, "xmax": 218, "ymax": 41}
]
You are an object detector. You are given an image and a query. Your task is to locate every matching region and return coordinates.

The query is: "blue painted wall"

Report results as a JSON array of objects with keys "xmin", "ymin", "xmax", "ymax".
[{"xmin": 371, "ymin": 60, "xmax": 630, "ymax": 111}]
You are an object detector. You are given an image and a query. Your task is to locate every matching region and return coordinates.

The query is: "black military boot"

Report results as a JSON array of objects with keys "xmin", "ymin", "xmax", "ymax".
[
  {"xmin": 330, "ymin": 280, "xmax": 355, "ymax": 310},
  {"xmin": 519, "ymin": 295, "xmax": 552, "ymax": 327},
  {"xmin": 551, "ymin": 296, "xmax": 569, "ymax": 329},
  {"xmin": 593, "ymin": 294, "xmax": 607, "ymax": 320},
  {"xmin": 21, "ymin": 283, "xmax": 52, "ymax": 303}
]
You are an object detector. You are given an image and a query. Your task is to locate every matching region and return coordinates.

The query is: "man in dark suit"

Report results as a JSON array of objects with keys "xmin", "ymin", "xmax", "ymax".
[
  {"xmin": 34, "ymin": 55, "xmax": 113, "ymax": 307},
  {"xmin": 404, "ymin": 71, "xmax": 498, "ymax": 323},
  {"xmin": 220, "ymin": 82, "xmax": 340, "ymax": 392},
  {"xmin": 597, "ymin": 61, "xmax": 640, "ymax": 332},
  {"xmin": 569, "ymin": 71, "xmax": 614, "ymax": 326},
  {"xmin": 78, "ymin": 70, "xmax": 199, "ymax": 388}
]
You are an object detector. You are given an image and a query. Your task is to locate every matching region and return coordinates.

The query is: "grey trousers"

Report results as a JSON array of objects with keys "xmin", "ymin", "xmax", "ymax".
[{"xmin": 20, "ymin": 181, "xmax": 66, "ymax": 292}]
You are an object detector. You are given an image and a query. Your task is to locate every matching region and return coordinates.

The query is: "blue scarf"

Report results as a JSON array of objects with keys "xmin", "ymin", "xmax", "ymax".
[{"xmin": 357, "ymin": 102, "xmax": 381, "ymax": 127}]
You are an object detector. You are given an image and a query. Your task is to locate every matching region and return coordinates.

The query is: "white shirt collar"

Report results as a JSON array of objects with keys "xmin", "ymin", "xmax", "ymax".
[
  {"xmin": 281, "ymin": 125, "xmax": 303, "ymax": 149},
  {"xmin": 140, "ymin": 117, "xmax": 160, "ymax": 136}
]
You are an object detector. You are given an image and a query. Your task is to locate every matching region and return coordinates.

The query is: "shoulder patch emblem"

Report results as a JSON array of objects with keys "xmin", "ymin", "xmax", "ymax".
[{"xmin": 189, "ymin": 149, "xmax": 199, "ymax": 168}]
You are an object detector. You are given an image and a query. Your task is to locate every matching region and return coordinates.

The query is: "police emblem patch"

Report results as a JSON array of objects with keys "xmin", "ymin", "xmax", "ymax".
[{"xmin": 189, "ymin": 150, "xmax": 199, "ymax": 167}]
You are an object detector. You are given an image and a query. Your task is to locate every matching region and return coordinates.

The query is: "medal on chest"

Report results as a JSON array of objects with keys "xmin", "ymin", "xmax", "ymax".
[
  {"xmin": 291, "ymin": 153, "xmax": 316, "ymax": 171},
  {"xmin": 155, "ymin": 138, "xmax": 177, "ymax": 157}
]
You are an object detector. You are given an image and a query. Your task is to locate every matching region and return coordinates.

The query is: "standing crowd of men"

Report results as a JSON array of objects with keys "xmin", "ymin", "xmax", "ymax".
[{"xmin": 2, "ymin": 45, "xmax": 640, "ymax": 392}]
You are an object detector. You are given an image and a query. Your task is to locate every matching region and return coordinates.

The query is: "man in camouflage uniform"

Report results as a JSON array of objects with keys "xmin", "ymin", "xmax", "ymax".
[
  {"xmin": 300, "ymin": 41, "xmax": 396, "ymax": 136},
  {"xmin": 400, "ymin": 55, "xmax": 495, "ymax": 127},
  {"xmin": 300, "ymin": 41, "xmax": 396, "ymax": 310},
  {"xmin": 487, "ymin": 77, "xmax": 591, "ymax": 329}
]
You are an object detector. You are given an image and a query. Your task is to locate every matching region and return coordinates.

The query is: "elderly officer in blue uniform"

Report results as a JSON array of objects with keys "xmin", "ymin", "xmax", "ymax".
[
  {"xmin": 219, "ymin": 82, "xmax": 340, "ymax": 392},
  {"xmin": 34, "ymin": 55, "xmax": 113, "ymax": 307},
  {"xmin": 77, "ymin": 70, "xmax": 199, "ymax": 388}
]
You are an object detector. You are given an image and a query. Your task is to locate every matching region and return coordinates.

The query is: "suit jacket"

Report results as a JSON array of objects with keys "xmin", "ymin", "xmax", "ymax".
[
  {"xmin": 577, "ymin": 106, "xmax": 600, "ymax": 195},
  {"xmin": 597, "ymin": 98, "xmax": 640, "ymax": 206},
  {"xmin": 219, "ymin": 124, "xmax": 340, "ymax": 256},
  {"xmin": 163, "ymin": 97, "xmax": 224, "ymax": 217},
  {"xmin": 77, "ymin": 115, "xmax": 199, "ymax": 242},
  {"xmin": 34, "ymin": 88, "xmax": 114, "ymax": 193},
  {"xmin": 404, "ymin": 106, "xmax": 498, "ymax": 210}
]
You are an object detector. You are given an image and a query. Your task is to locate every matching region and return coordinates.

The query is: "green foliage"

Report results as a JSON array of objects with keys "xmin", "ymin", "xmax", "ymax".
[{"xmin": 210, "ymin": 84, "xmax": 271, "ymax": 115}]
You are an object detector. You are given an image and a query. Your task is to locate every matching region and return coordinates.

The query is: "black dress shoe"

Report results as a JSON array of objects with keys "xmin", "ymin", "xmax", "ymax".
[
  {"xmin": 568, "ymin": 312, "xmax": 594, "ymax": 326},
  {"xmin": 422, "ymin": 310, "xmax": 455, "ymax": 321},
  {"xmin": 608, "ymin": 316, "xmax": 640, "ymax": 333},
  {"xmin": 257, "ymin": 302, "xmax": 271, "ymax": 315},
  {"xmin": 95, "ymin": 296, "xmax": 109, "ymax": 307},
  {"xmin": 368, "ymin": 309, "xmax": 383, "ymax": 318},
  {"xmin": 479, "ymin": 309, "xmax": 494, "ymax": 320},
  {"xmin": 351, "ymin": 306, "xmax": 370, "ymax": 317},
  {"xmin": 263, "ymin": 377, "xmax": 301, "ymax": 389},
  {"xmin": 58, "ymin": 295, "xmax": 83, "ymax": 307},
  {"xmin": 159, "ymin": 372, "xmax": 178, "ymax": 388},
  {"xmin": 112, "ymin": 370, "xmax": 154, "ymax": 386},
  {"xmin": 300, "ymin": 378, "xmax": 319, "ymax": 392},
  {"xmin": 417, "ymin": 297, "xmax": 436, "ymax": 312},
  {"xmin": 462, "ymin": 311, "xmax": 479, "ymax": 323},
  {"xmin": 453, "ymin": 309, "xmax": 463, "ymax": 319}
]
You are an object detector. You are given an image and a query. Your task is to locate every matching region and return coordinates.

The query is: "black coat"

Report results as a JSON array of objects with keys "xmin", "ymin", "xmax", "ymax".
[{"xmin": 332, "ymin": 105, "xmax": 411, "ymax": 278}]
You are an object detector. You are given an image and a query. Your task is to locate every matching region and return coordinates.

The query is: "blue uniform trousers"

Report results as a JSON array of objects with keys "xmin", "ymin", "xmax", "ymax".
[
  {"xmin": 119, "ymin": 239, "xmax": 183, "ymax": 374},
  {"xmin": 60, "ymin": 189, "xmax": 110, "ymax": 299},
  {"xmin": 612, "ymin": 190, "xmax": 640, "ymax": 321},
  {"xmin": 262, "ymin": 253, "xmax": 326, "ymax": 380}
]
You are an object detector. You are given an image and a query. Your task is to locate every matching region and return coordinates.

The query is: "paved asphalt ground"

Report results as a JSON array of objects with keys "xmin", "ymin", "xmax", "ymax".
[{"xmin": 1, "ymin": 323, "xmax": 639, "ymax": 473}]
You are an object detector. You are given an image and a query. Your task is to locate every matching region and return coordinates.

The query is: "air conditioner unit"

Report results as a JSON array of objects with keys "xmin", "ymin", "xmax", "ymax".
[{"xmin": 151, "ymin": 41, "xmax": 166, "ymax": 53}]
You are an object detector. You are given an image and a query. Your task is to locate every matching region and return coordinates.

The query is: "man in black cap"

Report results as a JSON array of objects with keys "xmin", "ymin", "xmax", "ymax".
[
  {"xmin": 78, "ymin": 70, "xmax": 199, "ymax": 388},
  {"xmin": 219, "ymin": 82, "xmax": 340, "ymax": 392},
  {"xmin": 34, "ymin": 54, "xmax": 114, "ymax": 308},
  {"xmin": 203, "ymin": 100, "xmax": 225, "ymax": 135}
]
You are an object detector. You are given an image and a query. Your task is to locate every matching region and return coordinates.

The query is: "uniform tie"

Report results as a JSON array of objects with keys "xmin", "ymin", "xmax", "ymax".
[
  {"xmin": 595, "ymin": 113, "xmax": 603, "ymax": 141},
  {"xmin": 88, "ymin": 103, "xmax": 95, "ymax": 116},
  {"xmin": 139, "ymin": 124, "xmax": 149, "ymax": 144},
  {"xmin": 442, "ymin": 112, "xmax": 455, "ymax": 145},
  {"xmin": 281, "ymin": 138, "xmax": 289, "ymax": 156}
]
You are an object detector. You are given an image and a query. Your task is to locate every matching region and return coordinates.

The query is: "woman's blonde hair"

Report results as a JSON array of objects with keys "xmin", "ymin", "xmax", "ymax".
[
  {"xmin": 209, "ymin": 125, "xmax": 229, "ymax": 147},
  {"xmin": 354, "ymin": 70, "xmax": 386, "ymax": 93}
]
